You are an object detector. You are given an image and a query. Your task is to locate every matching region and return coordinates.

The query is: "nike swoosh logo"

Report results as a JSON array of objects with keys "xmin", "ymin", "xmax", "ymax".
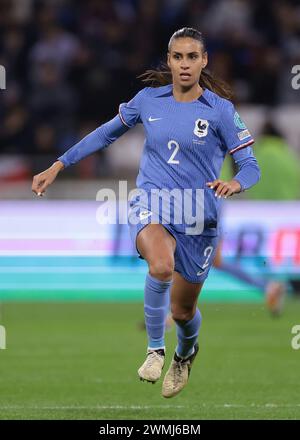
[
  {"xmin": 139, "ymin": 210, "xmax": 152, "ymax": 220},
  {"xmin": 148, "ymin": 116, "xmax": 162, "ymax": 122},
  {"xmin": 197, "ymin": 267, "xmax": 208, "ymax": 276}
]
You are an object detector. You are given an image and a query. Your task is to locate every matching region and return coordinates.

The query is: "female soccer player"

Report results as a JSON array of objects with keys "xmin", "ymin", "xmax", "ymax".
[{"xmin": 32, "ymin": 28, "xmax": 260, "ymax": 398}]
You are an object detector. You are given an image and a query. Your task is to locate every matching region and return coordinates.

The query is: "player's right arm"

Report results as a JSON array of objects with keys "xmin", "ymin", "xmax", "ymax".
[{"xmin": 31, "ymin": 89, "xmax": 145, "ymax": 196}]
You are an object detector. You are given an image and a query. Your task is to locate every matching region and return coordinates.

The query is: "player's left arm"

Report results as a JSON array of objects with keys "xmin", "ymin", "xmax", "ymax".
[{"xmin": 207, "ymin": 101, "xmax": 260, "ymax": 198}]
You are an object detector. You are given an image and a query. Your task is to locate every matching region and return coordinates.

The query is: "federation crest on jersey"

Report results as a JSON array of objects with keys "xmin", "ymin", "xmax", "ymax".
[{"xmin": 194, "ymin": 119, "xmax": 209, "ymax": 138}]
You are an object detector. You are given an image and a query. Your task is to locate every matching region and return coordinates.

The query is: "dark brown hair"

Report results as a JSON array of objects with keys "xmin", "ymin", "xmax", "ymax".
[{"xmin": 138, "ymin": 27, "xmax": 233, "ymax": 100}]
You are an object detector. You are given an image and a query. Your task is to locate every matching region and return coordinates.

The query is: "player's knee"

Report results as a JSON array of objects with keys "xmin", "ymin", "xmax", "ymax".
[
  {"xmin": 149, "ymin": 257, "xmax": 174, "ymax": 281},
  {"xmin": 171, "ymin": 306, "xmax": 194, "ymax": 322},
  {"xmin": 213, "ymin": 258, "xmax": 222, "ymax": 269},
  {"xmin": 212, "ymin": 248, "xmax": 222, "ymax": 268}
]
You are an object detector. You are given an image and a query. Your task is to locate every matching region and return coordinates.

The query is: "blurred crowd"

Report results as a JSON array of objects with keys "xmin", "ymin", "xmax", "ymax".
[{"xmin": 0, "ymin": 0, "xmax": 300, "ymax": 179}]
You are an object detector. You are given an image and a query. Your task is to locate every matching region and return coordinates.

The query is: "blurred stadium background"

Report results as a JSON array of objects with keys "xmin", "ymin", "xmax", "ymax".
[{"xmin": 0, "ymin": 0, "xmax": 300, "ymax": 420}]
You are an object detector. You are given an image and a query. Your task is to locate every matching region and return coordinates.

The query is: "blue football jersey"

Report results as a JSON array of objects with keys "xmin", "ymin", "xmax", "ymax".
[
  {"xmin": 58, "ymin": 83, "xmax": 259, "ymax": 236},
  {"xmin": 119, "ymin": 84, "xmax": 256, "ymax": 235}
]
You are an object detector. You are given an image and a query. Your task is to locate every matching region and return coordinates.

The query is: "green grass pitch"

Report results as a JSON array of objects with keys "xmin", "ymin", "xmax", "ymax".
[{"xmin": 0, "ymin": 300, "xmax": 299, "ymax": 420}]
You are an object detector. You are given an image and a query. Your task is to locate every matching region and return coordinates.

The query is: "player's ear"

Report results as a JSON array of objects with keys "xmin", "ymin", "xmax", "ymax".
[{"xmin": 167, "ymin": 52, "xmax": 171, "ymax": 68}]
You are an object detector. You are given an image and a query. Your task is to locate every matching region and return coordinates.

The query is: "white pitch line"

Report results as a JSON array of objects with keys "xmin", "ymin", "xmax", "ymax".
[
  {"xmin": 210, "ymin": 403, "xmax": 300, "ymax": 408},
  {"xmin": 0, "ymin": 405, "xmax": 185, "ymax": 410},
  {"xmin": 1, "ymin": 404, "xmax": 300, "ymax": 410}
]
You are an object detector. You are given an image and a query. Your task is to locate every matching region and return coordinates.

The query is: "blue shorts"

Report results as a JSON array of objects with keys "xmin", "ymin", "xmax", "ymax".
[{"xmin": 128, "ymin": 217, "xmax": 220, "ymax": 284}]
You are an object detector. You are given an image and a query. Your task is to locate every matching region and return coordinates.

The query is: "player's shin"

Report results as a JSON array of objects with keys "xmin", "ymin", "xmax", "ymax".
[
  {"xmin": 144, "ymin": 273, "xmax": 171, "ymax": 350},
  {"xmin": 138, "ymin": 273, "xmax": 171, "ymax": 383},
  {"xmin": 175, "ymin": 307, "xmax": 202, "ymax": 358}
]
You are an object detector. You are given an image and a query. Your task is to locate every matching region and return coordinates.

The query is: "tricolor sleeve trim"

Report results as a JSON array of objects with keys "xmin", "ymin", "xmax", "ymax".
[
  {"xmin": 229, "ymin": 139, "xmax": 254, "ymax": 155},
  {"xmin": 118, "ymin": 105, "xmax": 130, "ymax": 128}
]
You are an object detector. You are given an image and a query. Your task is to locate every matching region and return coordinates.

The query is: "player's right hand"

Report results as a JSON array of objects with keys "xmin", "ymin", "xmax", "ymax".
[{"xmin": 31, "ymin": 161, "xmax": 64, "ymax": 197}]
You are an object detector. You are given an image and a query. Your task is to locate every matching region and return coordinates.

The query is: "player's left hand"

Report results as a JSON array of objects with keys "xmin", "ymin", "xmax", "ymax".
[{"xmin": 206, "ymin": 179, "xmax": 242, "ymax": 198}]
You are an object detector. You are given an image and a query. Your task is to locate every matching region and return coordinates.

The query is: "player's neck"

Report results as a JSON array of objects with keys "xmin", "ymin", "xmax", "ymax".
[{"xmin": 172, "ymin": 83, "xmax": 204, "ymax": 103}]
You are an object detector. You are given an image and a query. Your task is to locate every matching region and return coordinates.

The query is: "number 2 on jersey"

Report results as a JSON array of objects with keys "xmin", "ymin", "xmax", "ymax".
[
  {"xmin": 202, "ymin": 246, "xmax": 214, "ymax": 269},
  {"xmin": 167, "ymin": 140, "xmax": 180, "ymax": 164}
]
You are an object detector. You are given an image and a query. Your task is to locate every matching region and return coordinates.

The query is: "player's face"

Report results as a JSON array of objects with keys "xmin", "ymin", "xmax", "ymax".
[{"xmin": 167, "ymin": 38, "xmax": 207, "ymax": 88}]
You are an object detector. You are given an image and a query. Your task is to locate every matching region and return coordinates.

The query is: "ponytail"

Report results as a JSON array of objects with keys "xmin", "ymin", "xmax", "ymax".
[
  {"xmin": 138, "ymin": 64, "xmax": 172, "ymax": 87},
  {"xmin": 199, "ymin": 69, "xmax": 233, "ymax": 100},
  {"xmin": 138, "ymin": 64, "xmax": 233, "ymax": 100}
]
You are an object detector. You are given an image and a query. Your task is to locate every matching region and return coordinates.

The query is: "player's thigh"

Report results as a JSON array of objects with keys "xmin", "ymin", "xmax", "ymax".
[
  {"xmin": 170, "ymin": 271, "xmax": 204, "ymax": 320},
  {"xmin": 136, "ymin": 224, "xmax": 176, "ymax": 264},
  {"xmin": 212, "ymin": 238, "xmax": 223, "ymax": 268}
]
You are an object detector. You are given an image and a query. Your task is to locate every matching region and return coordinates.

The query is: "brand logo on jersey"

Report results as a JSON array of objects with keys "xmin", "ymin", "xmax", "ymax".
[
  {"xmin": 148, "ymin": 116, "xmax": 162, "ymax": 122},
  {"xmin": 139, "ymin": 210, "xmax": 152, "ymax": 220},
  {"xmin": 194, "ymin": 119, "xmax": 209, "ymax": 138}
]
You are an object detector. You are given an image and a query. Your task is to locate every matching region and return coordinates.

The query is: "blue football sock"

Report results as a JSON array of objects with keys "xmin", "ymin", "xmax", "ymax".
[
  {"xmin": 175, "ymin": 308, "xmax": 202, "ymax": 359},
  {"xmin": 144, "ymin": 273, "xmax": 172, "ymax": 350}
]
